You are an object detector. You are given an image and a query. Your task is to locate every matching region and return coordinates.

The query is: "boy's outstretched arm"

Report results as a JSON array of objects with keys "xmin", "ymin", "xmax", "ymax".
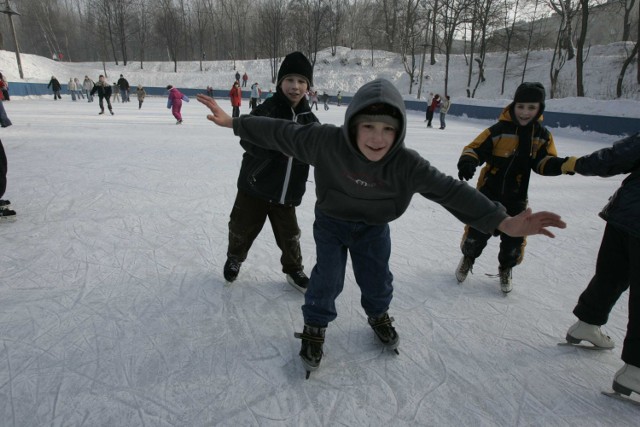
[
  {"xmin": 196, "ymin": 94, "xmax": 233, "ymax": 128},
  {"xmin": 498, "ymin": 208, "xmax": 566, "ymax": 238}
]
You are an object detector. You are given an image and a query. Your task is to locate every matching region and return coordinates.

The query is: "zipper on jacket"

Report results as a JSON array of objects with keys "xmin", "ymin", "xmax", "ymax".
[{"xmin": 278, "ymin": 107, "xmax": 309, "ymax": 204}]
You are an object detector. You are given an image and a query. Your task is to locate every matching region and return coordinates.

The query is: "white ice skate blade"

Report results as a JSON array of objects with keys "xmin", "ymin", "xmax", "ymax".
[
  {"xmin": 557, "ymin": 342, "xmax": 612, "ymax": 351},
  {"xmin": 601, "ymin": 390, "xmax": 640, "ymax": 406}
]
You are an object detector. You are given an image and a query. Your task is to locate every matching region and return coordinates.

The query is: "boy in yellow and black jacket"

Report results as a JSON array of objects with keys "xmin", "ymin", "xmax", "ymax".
[{"xmin": 455, "ymin": 82, "xmax": 572, "ymax": 293}]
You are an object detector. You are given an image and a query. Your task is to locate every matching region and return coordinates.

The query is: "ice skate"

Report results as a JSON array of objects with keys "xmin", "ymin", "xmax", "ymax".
[
  {"xmin": 0, "ymin": 207, "xmax": 16, "ymax": 222},
  {"xmin": 455, "ymin": 255, "xmax": 474, "ymax": 283},
  {"xmin": 368, "ymin": 312, "xmax": 399, "ymax": 354},
  {"xmin": 565, "ymin": 320, "xmax": 614, "ymax": 349},
  {"xmin": 223, "ymin": 258, "xmax": 241, "ymax": 283},
  {"xmin": 0, "ymin": 199, "xmax": 11, "ymax": 209},
  {"xmin": 499, "ymin": 266, "xmax": 512, "ymax": 293},
  {"xmin": 294, "ymin": 324, "xmax": 326, "ymax": 379},
  {"xmin": 613, "ymin": 364, "xmax": 640, "ymax": 396},
  {"xmin": 286, "ymin": 270, "xmax": 309, "ymax": 293}
]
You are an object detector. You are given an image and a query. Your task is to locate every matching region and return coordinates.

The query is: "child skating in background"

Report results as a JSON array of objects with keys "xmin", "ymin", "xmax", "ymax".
[
  {"xmin": 136, "ymin": 85, "xmax": 146, "ymax": 109},
  {"xmin": 166, "ymin": 85, "xmax": 189, "ymax": 124},
  {"xmin": 197, "ymin": 78, "xmax": 566, "ymax": 378},
  {"xmin": 455, "ymin": 82, "xmax": 573, "ymax": 293}
]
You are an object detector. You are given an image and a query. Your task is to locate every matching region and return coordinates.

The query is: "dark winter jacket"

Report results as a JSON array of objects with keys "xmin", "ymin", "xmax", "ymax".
[
  {"xmin": 458, "ymin": 106, "xmax": 566, "ymax": 204},
  {"xmin": 117, "ymin": 77, "xmax": 130, "ymax": 90},
  {"xmin": 47, "ymin": 78, "xmax": 61, "ymax": 91},
  {"xmin": 574, "ymin": 132, "xmax": 640, "ymax": 238},
  {"xmin": 236, "ymin": 89, "xmax": 319, "ymax": 206},
  {"xmin": 232, "ymin": 78, "xmax": 508, "ymax": 230},
  {"xmin": 90, "ymin": 81, "xmax": 112, "ymax": 98}
]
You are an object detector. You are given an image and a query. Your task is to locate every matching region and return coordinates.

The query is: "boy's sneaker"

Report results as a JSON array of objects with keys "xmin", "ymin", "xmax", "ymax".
[
  {"xmin": 223, "ymin": 258, "xmax": 242, "ymax": 282},
  {"xmin": 566, "ymin": 320, "xmax": 615, "ymax": 348},
  {"xmin": 98, "ymin": 111, "xmax": 104, "ymax": 115},
  {"xmin": 294, "ymin": 324, "xmax": 326, "ymax": 378},
  {"xmin": 455, "ymin": 255, "xmax": 474, "ymax": 283},
  {"xmin": 368, "ymin": 312, "xmax": 399, "ymax": 352},
  {"xmin": 176, "ymin": 120, "xmax": 183, "ymax": 124},
  {"xmin": 0, "ymin": 199, "xmax": 10, "ymax": 209},
  {"xmin": 0, "ymin": 208, "xmax": 16, "ymax": 221},
  {"xmin": 110, "ymin": 110, "xmax": 114, "ymax": 115},
  {"xmin": 286, "ymin": 270, "xmax": 309, "ymax": 293},
  {"xmin": 499, "ymin": 266, "xmax": 513, "ymax": 293},
  {"xmin": 613, "ymin": 364, "xmax": 640, "ymax": 396}
]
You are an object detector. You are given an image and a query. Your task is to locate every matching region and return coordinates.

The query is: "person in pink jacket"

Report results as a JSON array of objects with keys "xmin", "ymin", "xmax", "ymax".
[{"xmin": 166, "ymin": 85, "xmax": 189, "ymax": 124}]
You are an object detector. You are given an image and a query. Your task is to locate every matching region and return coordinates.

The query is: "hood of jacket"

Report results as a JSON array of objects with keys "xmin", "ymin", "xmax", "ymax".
[{"xmin": 342, "ymin": 79, "xmax": 406, "ymax": 163}]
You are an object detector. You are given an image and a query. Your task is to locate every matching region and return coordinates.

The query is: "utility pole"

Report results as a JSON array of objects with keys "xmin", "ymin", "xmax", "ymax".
[{"xmin": 1, "ymin": 0, "xmax": 23, "ymax": 79}]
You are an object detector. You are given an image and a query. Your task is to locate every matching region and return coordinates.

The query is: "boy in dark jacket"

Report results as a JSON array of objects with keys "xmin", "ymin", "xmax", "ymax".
[
  {"xmin": 562, "ymin": 132, "xmax": 640, "ymax": 398},
  {"xmin": 222, "ymin": 52, "xmax": 320, "ymax": 292},
  {"xmin": 197, "ymin": 78, "xmax": 566, "ymax": 377},
  {"xmin": 455, "ymin": 82, "xmax": 569, "ymax": 293},
  {"xmin": 90, "ymin": 75, "xmax": 114, "ymax": 115}
]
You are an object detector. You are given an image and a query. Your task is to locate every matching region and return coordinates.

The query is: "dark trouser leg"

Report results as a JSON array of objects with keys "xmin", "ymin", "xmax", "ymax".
[
  {"xmin": 0, "ymin": 139, "xmax": 7, "ymax": 198},
  {"xmin": 106, "ymin": 97, "xmax": 113, "ymax": 111},
  {"xmin": 460, "ymin": 225, "xmax": 491, "ymax": 259},
  {"xmin": 98, "ymin": 96, "xmax": 105, "ymax": 112},
  {"xmin": 227, "ymin": 191, "xmax": 268, "ymax": 262},
  {"xmin": 623, "ymin": 233, "xmax": 640, "ymax": 366},
  {"xmin": 268, "ymin": 205, "xmax": 303, "ymax": 274},
  {"xmin": 302, "ymin": 208, "xmax": 350, "ymax": 327},
  {"xmin": 498, "ymin": 234, "xmax": 526, "ymax": 268},
  {"xmin": 573, "ymin": 224, "xmax": 639, "ymax": 365},
  {"xmin": 350, "ymin": 223, "xmax": 393, "ymax": 318}
]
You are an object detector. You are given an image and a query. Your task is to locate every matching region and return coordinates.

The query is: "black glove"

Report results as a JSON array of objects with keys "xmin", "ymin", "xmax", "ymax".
[{"xmin": 457, "ymin": 158, "xmax": 478, "ymax": 181}]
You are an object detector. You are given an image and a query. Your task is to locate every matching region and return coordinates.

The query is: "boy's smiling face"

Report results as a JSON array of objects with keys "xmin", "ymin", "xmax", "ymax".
[
  {"xmin": 280, "ymin": 75, "xmax": 308, "ymax": 107},
  {"xmin": 513, "ymin": 102, "xmax": 541, "ymax": 126},
  {"xmin": 355, "ymin": 122, "xmax": 397, "ymax": 161}
]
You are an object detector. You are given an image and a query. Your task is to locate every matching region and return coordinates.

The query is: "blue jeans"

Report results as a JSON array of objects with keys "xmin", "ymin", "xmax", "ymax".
[{"xmin": 302, "ymin": 208, "xmax": 394, "ymax": 327}]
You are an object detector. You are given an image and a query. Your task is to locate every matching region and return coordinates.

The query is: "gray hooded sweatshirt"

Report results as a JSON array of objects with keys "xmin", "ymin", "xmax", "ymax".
[{"xmin": 232, "ymin": 78, "xmax": 507, "ymax": 231}]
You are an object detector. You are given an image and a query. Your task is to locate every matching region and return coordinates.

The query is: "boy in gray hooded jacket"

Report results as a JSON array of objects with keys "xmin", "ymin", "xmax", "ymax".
[{"xmin": 197, "ymin": 79, "xmax": 566, "ymax": 377}]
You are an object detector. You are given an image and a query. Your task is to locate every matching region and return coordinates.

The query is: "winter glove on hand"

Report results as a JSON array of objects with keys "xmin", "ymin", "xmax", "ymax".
[
  {"xmin": 457, "ymin": 157, "xmax": 478, "ymax": 181},
  {"xmin": 561, "ymin": 156, "xmax": 578, "ymax": 175}
]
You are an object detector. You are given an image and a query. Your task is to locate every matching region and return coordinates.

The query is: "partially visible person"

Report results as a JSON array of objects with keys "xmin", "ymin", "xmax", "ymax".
[
  {"xmin": 235, "ymin": 71, "xmax": 241, "ymax": 82},
  {"xmin": 250, "ymin": 82, "xmax": 260, "ymax": 110},
  {"xmin": 112, "ymin": 83, "xmax": 120, "ymax": 102},
  {"xmin": 562, "ymin": 132, "xmax": 640, "ymax": 398},
  {"xmin": 242, "ymin": 72, "xmax": 249, "ymax": 87},
  {"xmin": 117, "ymin": 74, "xmax": 130, "ymax": 102},
  {"xmin": 74, "ymin": 78, "xmax": 84, "ymax": 100},
  {"xmin": 136, "ymin": 85, "xmax": 146, "ymax": 109},
  {"xmin": 90, "ymin": 75, "xmax": 114, "ymax": 115},
  {"xmin": 425, "ymin": 92, "xmax": 434, "ymax": 122},
  {"xmin": 439, "ymin": 95, "xmax": 451, "ymax": 130},
  {"xmin": 83, "ymin": 76, "xmax": 94, "ymax": 102},
  {"xmin": 321, "ymin": 92, "xmax": 330, "ymax": 110},
  {"xmin": 0, "ymin": 103, "xmax": 16, "ymax": 221},
  {"xmin": 309, "ymin": 90, "xmax": 318, "ymax": 111},
  {"xmin": 47, "ymin": 76, "xmax": 62, "ymax": 100},
  {"xmin": 229, "ymin": 81, "xmax": 242, "ymax": 118},
  {"xmin": 68, "ymin": 78, "xmax": 78, "ymax": 101},
  {"xmin": 455, "ymin": 82, "xmax": 567, "ymax": 293},
  {"xmin": 166, "ymin": 85, "xmax": 189, "ymax": 124},
  {"xmin": 337, "ymin": 91, "xmax": 342, "ymax": 106},
  {"xmin": 426, "ymin": 94, "xmax": 440, "ymax": 128},
  {"xmin": 196, "ymin": 78, "xmax": 566, "ymax": 377},
  {"xmin": 217, "ymin": 51, "xmax": 319, "ymax": 292},
  {"xmin": 0, "ymin": 72, "xmax": 10, "ymax": 101},
  {"xmin": 206, "ymin": 85, "xmax": 214, "ymax": 97}
]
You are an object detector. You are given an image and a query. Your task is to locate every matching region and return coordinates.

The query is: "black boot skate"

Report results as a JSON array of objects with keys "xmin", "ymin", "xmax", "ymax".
[
  {"xmin": 294, "ymin": 324, "xmax": 326, "ymax": 379},
  {"xmin": 368, "ymin": 312, "xmax": 400, "ymax": 354}
]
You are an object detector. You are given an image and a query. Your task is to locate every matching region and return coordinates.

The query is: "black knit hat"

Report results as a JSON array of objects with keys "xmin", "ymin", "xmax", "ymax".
[
  {"xmin": 277, "ymin": 51, "xmax": 313, "ymax": 88},
  {"xmin": 513, "ymin": 82, "xmax": 545, "ymax": 105}
]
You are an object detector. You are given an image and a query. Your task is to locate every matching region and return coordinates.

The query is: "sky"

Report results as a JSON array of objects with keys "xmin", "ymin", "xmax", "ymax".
[{"xmin": 0, "ymin": 47, "xmax": 639, "ymax": 426}]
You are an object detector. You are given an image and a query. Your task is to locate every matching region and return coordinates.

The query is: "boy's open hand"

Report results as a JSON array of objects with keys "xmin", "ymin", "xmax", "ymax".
[
  {"xmin": 498, "ymin": 208, "xmax": 566, "ymax": 238},
  {"xmin": 196, "ymin": 94, "xmax": 233, "ymax": 128}
]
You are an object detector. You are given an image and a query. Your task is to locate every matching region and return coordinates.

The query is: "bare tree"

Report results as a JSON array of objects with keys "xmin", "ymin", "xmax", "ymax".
[
  {"xmin": 380, "ymin": 0, "xmax": 402, "ymax": 51},
  {"xmin": 327, "ymin": 0, "xmax": 347, "ymax": 55},
  {"xmin": 399, "ymin": 0, "xmax": 423, "ymax": 94},
  {"xmin": 521, "ymin": 0, "xmax": 543, "ymax": 83},
  {"xmin": 575, "ymin": 0, "xmax": 589, "ymax": 96},
  {"xmin": 155, "ymin": 0, "xmax": 182, "ymax": 72},
  {"xmin": 257, "ymin": 0, "xmax": 287, "ymax": 83},
  {"xmin": 430, "ymin": 0, "xmax": 440, "ymax": 64},
  {"xmin": 547, "ymin": 0, "xmax": 582, "ymax": 61},
  {"xmin": 616, "ymin": 40, "xmax": 639, "ymax": 96},
  {"xmin": 133, "ymin": 0, "xmax": 151, "ymax": 69},
  {"xmin": 440, "ymin": 0, "xmax": 471, "ymax": 96},
  {"xmin": 617, "ymin": 0, "xmax": 636, "ymax": 42},
  {"xmin": 549, "ymin": 23, "xmax": 568, "ymax": 98},
  {"xmin": 499, "ymin": 0, "xmax": 519, "ymax": 95}
]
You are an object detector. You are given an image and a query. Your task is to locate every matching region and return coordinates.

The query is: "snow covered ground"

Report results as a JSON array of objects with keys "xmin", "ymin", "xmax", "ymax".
[{"xmin": 0, "ymin": 95, "xmax": 637, "ymax": 426}]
